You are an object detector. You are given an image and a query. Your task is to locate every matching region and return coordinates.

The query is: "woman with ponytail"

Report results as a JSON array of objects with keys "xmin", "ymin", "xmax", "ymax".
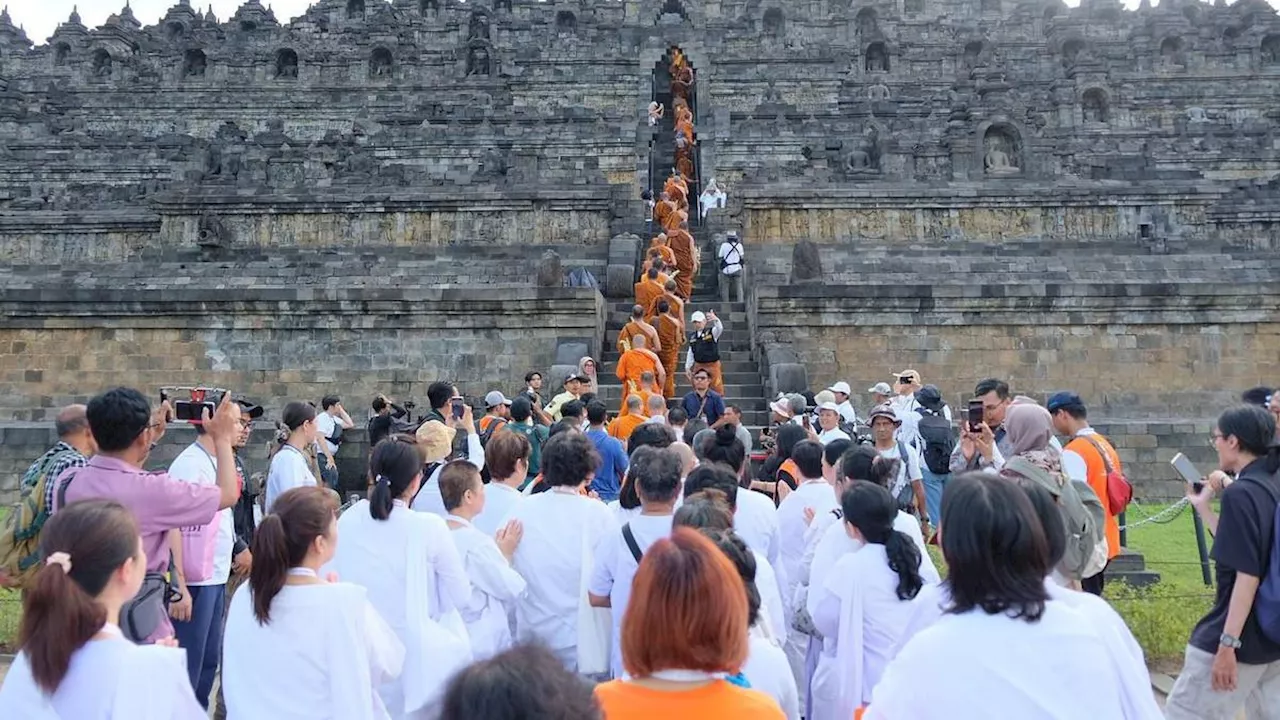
[
  {"xmin": 0, "ymin": 500, "xmax": 203, "ymax": 718},
  {"xmin": 222, "ymin": 486, "xmax": 404, "ymax": 720},
  {"xmin": 264, "ymin": 401, "xmax": 320, "ymax": 512},
  {"xmin": 807, "ymin": 482, "xmax": 932, "ymax": 720},
  {"xmin": 329, "ymin": 437, "xmax": 472, "ymax": 719}
]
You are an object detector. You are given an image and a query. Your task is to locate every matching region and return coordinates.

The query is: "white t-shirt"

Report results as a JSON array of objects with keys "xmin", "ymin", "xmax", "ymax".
[
  {"xmin": 743, "ymin": 632, "xmax": 800, "ymax": 720},
  {"xmin": 473, "ymin": 482, "xmax": 524, "ymax": 537},
  {"xmin": 314, "ymin": 412, "xmax": 339, "ymax": 456},
  {"xmin": 836, "ymin": 400, "xmax": 858, "ymax": 426},
  {"xmin": 817, "ymin": 428, "xmax": 852, "ymax": 445},
  {"xmin": 169, "ymin": 443, "xmax": 235, "ymax": 586},
  {"xmin": 265, "ymin": 444, "xmax": 316, "ymax": 512},
  {"xmin": 877, "ymin": 443, "xmax": 924, "ymax": 500},
  {"xmin": 734, "ymin": 488, "xmax": 782, "ymax": 567},
  {"xmin": 589, "ymin": 512, "xmax": 674, "ymax": 677},
  {"xmin": 718, "ymin": 240, "xmax": 744, "ymax": 275}
]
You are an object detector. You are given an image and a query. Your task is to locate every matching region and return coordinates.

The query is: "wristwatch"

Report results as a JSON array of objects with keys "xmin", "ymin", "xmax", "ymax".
[{"xmin": 1219, "ymin": 632, "xmax": 1243, "ymax": 649}]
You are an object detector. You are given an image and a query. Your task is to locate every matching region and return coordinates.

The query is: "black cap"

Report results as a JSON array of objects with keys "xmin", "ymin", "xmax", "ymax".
[
  {"xmin": 1046, "ymin": 392, "xmax": 1085, "ymax": 414},
  {"xmin": 234, "ymin": 398, "xmax": 265, "ymax": 419},
  {"xmin": 914, "ymin": 384, "xmax": 944, "ymax": 411}
]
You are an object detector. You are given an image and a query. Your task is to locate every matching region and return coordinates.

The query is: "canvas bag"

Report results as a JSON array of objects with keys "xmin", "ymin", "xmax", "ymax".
[
  {"xmin": 1078, "ymin": 434, "xmax": 1134, "ymax": 517},
  {"xmin": 1002, "ymin": 456, "xmax": 1108, "ymax": 581},
  {"xmin": 0, "ymin": 447, "xmax": 81, "ymax": 589},
  {"xmin": 576, "ymin": 522, "xmax": 612, "ymax": 675}
]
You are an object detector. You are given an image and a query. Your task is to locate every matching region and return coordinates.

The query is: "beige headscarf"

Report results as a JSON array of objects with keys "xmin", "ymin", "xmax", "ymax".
[
  {"xmin": 1004, "ymin": 402, "xmax": 1060, "ymax": 474},
  {"xmin": 577, "ymin": 356, "xmax": 599, "ymax": 394}
]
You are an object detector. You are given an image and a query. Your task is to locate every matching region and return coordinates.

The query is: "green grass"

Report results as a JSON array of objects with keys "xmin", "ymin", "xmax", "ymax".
[{"xmin": 0, "ymin": 506, "xmax": 17, "ymax": 652}]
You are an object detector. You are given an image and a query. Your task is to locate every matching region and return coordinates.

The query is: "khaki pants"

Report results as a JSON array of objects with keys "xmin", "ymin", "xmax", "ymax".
[
  {"xmin": 210, "ymin": 571, "xmax": 248, "ymax": 720},
  {"xmin": 1165, "ymin": 645, "xmax": 1280, "ymax": 720}
]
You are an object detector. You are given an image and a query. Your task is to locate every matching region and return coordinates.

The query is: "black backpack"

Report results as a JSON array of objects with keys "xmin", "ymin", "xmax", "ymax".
[{"xmin": 916, "ymin": 407, "xmax": 956, "ymax": 475}]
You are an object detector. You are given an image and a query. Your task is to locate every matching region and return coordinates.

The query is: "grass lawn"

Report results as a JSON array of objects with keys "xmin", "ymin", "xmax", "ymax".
[{"xmin": 0, "ymin": 506, "xmax": 16, "ymax": 652}]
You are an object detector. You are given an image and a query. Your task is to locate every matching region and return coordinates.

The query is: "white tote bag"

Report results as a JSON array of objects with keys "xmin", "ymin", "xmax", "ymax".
[{"xmin": 576, "ymin": 523, "xmax": 612, "ymax": 675}]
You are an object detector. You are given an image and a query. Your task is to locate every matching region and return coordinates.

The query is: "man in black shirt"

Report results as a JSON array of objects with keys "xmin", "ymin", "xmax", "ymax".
[
  {"xmin": 1166, "ymin": 405, "xmax": 1280, "ymax": 718},
  {"xmin": 366, "ymin": 394, "xmax": 412, "ymax": 448}
]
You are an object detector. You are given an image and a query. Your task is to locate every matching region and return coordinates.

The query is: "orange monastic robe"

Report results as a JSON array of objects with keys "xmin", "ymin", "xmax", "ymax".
[
  {"xmin": 662, "ymin": 208, "xmax": 688, "ymax": 234},
  {"xmin": 668, "ymin": 229, "xmax": 697, "ymax": 299},
  {"xmin": 653, "ymin": 200, "xmax": 677, "ymax": 229},
  {"xmin": 647, "ymin": 243, "xmax": 677, "ymax": 269},
  {"xmin": 608, "ymin": 412, "xmax": 646, "ymax": 443},
  {"xmin": 655, "ymin": 314, "xmax": 684, "ymax": 398},
  {"xmin": 634, "ymin": 279, "xmax": 665, "ymax": 313},
  {"xmin": 617, "ymin": 319, "xmax": 660, "ymax": 355},
  {"xmin": 616, "ymin": 348, "xmax": 663, "ymax": 411},
  {"xmin": 646, "ymin": 291, "xmax": 684, "ymax": 322}
]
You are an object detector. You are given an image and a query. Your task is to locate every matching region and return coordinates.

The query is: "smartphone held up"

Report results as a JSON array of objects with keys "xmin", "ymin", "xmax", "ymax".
[{"xmin": 1171, "ymin": 452, "xmax": 1204, "ymax": 493}]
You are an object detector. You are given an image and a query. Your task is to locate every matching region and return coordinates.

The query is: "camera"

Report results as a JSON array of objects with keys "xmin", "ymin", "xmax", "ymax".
[{"xmin": 161, "ymin": 386, "xmax": 228, "ymax": 423}]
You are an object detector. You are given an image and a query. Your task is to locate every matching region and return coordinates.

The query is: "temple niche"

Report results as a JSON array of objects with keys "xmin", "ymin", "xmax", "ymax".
[
  {"xmin": 183, "ymin": 50, "xmax": 207, "ymax": 78},
  {"xmin": 1263, "ymin": 34, "xmax": 1280, "ymax": 66},
  {"xmin": 92, "ymin": 49, "xmax": 112, "ymax": 78},
  {"xmin": 369, "ymin": 47, "xmax": 393, "ymax": 78},
  {"xmin": 347, "ymin": 0, "xmax": 365, "ymax": 20},
  {"xmin": 467, "ymin": 42, "xmax": 492, "ymax": 76},
  {"xmin": 844, "ymin": 127, "xmax": 881, "ymax": 174},
  {"xmin": 1160, "ymin": 36, "xmax": 1185, "ymax": 69},
  {"xmin": 469, "ymin": 11, "xmax": 490, "ymax": 41},
  {"xmin": 904, "ymin": 0, "xmax": 924, "ymax": 15},
  {"xmin": 763, "ymin": 8, "xmax": 785, "ymax": 37},
  {"xmin": 865, "ymin": 42, "xmax": 889, "ymax": 72},
  {"xmin": 983, "ymin": 126, "xmax": 1021, "ymax": 175},
  {"xmin": 275, "ymin": 49, "xmax": 299, "ymax": 79},
  {"xmin": 1082, "ymin": 88, "xmax": 1108, "ymax": 124}
]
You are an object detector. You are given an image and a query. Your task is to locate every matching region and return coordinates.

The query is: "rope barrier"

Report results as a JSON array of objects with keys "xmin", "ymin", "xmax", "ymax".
[{"xmin": 1117, "ymin": 498, "xmax": 1190, "ymax": 531}]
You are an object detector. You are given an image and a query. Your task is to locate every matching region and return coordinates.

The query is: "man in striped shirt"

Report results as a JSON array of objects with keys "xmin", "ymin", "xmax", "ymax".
[{"xmin": 38, "ymin": 405, "xmax": 97, "ymax": 509}]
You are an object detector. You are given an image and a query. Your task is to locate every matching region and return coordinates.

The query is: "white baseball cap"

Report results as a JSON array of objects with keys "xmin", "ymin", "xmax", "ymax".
[
  {"xmin": 484, "ymin": 391, "xmax": 512, "ymax": 408},
  {"xmin": 691, "ymin": 311, "xmax": 706, "ymax": 323},
  {"xmin": 868, "ymin": 382, "xmax": 893, "ymax": 394},
  {"xmin": 817, "ymin": 401, "xmax": 840, "ymax": 413},
  {"xmin": 827, "ymin": 381, "xmax": 852, "ymax": 395}
]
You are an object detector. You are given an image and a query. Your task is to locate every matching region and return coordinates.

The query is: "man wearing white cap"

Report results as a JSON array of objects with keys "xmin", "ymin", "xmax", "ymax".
[
  {"xmin": 478, "ymin": 391, "xmax": 512, "ymax": 444},
  {"xmin": 685, "ymin": 309, "xmax": 724, "ymax": 394},
  {"xmin": 814, "ymin": 402, "xmax": 851, "ymax": 445},
  {"xmin": 827, "ymin": 381, "xmax": 858, "ymax": 425},
  {"xmin": 867, "ymin": 381, "xmax": 892, "ymax": 407}
]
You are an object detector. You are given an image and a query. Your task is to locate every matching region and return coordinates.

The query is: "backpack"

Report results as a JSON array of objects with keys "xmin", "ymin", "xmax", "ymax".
[
  {"xmin": 1002, "ymin": 456, "xmax": 1108, "ymax": 582},
  {"xmin": 916, "ymin": 407, "xmax": 957, "ymax": 475},
  {"xmin": 1078, "ymin": 434, "xmax": 1134, "ymax": 517},
  {"xmin": 1242, "ymin": 474, "xmax": 1280, "ymax": 644},
  {"xmin": 0, "ymin": 448, "xmax": 80, "ymax": 589},
  {"xmin": 719, "ymin": 241, "xmax": 744, "ymax": 272},
  {"xmin": 509, "ymin": 422, "xmax": 546, "ymax": 476},
  {"xmin": 476, "ymin": 417, "xmax": 509, "ymax": 483}
]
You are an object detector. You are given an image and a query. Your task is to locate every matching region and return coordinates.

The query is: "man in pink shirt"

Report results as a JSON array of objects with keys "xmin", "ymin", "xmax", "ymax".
[{"xmin": 53, "ymin": 387, "xmax": 243, "ymax": 642}]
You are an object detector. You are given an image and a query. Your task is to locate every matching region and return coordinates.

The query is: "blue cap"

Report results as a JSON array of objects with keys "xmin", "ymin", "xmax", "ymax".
[{"xmin": 1046, "ymin": 392, "xmax": 1085, "ymax": 413}]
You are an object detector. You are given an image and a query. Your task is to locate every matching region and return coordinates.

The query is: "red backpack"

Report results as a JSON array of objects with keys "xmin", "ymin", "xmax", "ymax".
[{"xmin": 1080, "ymin": 435, "xmax": 1133, "ymax": 516}]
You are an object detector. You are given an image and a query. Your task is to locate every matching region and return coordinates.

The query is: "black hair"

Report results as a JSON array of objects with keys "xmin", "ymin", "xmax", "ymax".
[
  {"xmin": 282, "ymin": 401, "xmax": 317, "ymax": 431},
  {"xmin": 54, "ymin": 406, "xmax": 89, "ymax": 439},
  {"xmin": 547, "ymin": 422, "xmax": 575, "ymax": 439},
  {"xmin": 1011, "ymin": 476, "xmax": 1068, "ymax": 569},
  {"xmin": 1218, "ymin": 404, "xmax": 1280, "ymax": 473},
  {"xmin": 841, "ymin": 482, "xmax": 923, "ymax": 601},
  {"xmin": 657, "ymin": 299, "xmax": 671, "ymax": 315},
  {"xmin": 321, "ymin": 395, "xmax": 340, "ymax": 411},
  {"xmin": 560, "ymin": 400, "xmax": 584, "ymax": 420},
  {"xmin": 1054, "ymin": 403, "xmax": 1087, "ymax": 420},
  {"xmin": 439, "ymin": 460, "xmax": 482, "ymax": 512},
  {"xmin": 509, "ymin": 396, "xmax": 533, "ymax": 423},
  {"xmin": 85, "ymin": 387, "xmax": 151, "ymax": 453},
  {"xmin": 974, "ymin": 378, "xmax": 1010, "ymax": 400},
  {"xmin": 372, "ymin": 395, "xmax": 388, "ymax": 413},
  {"xmin": 692, "ymin": 367, "xmax": 711, "ymax": 380},
  {"xmin": 791, "ymin": 440, "xmax": 824, "ymax": 479},
  {"xmin": 683, "ymin": 463, "xmax": 740, "ymax": 510},
  {"xmin": 774, "ymin": 423, "xmax": 807, "ymax": 460},
  {"xmin": 627, "ymin": 422, "xmax": 676, "ymax": 455},
  {"xmin": 630, "ymin": 446, "xmax": 682, "ymax": 504},
  {"xmin": 667, "ymin": 407, "xmax": 688, "ymax": 425},
  {"xmin": 940, "ymin": 473, "xmax": 1050, "ymax": 622},
  {"xmin": 579, "ymin": 392, "xmax": 597, "ymax": 407},
  {"xmin": 647, "ymin": 267, "xmax": 659, "ymax": 280},
  {"xmin": 673, "ymin": 489, "xmax": 735, "ymax": 531},
  {"xmin": 823, "ymin": 438, "xmax": 853, "ymax": 469},
  {"xmin": 541, "ymin": 430, "xmax": 600, "ymax": 487},
  {"xmin": 525, "ymin": 371, "xmax": 542, "ymax": 384},
  {"xmin": 440, "ymin": 644, "xmax": 602, "ymax": 720},
  {"xmin": 839, "ymin": 445, "xmax": 899, "ymax": 489},
  {"xmin": 700, "ymin": 424, "xmax": 745, "ymax": 473},
  {"xmin": 703, "ymin": 529, "xmax": 761, "ymax": 629},
  {"xmin": 427, "ymin": 381, "xmax": 456, "ymax": 411},
  {"xmin": 586, "ymin": 400, "xmax": 609, "ymax": 426},
  {"xmin": 1242, "ymin": 386, "xmax": 1273, "ymax": 408},
  {"xmin": 617, "ymin": 466, "xmax": 642, "ymax": 510},
  {"xmin": 368, "ymin": 437, "xmax": 422, "ymax": 520}
]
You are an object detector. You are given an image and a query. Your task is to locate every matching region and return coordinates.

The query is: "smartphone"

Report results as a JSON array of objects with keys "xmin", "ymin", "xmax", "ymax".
[
  {"xmin": 967, "ymin": 399, "xmax": 984, "ymax": 432},
  {"xmin": 1171, "ymin": 453, "xmax": 1204, "ymax": 493},
  {"xmin": 174, "ymin": 400, "xmax": 215, "ymax": 422},
  {"xmin": 899, "ymin": 376, "xmax": 914, "ymax": 385},
  {"xmin": 451, "ymin": 398, "xmax": 465, "ymax": 420}
]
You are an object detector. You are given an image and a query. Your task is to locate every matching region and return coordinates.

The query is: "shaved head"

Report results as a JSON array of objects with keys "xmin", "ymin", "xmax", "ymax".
[
  {"xmin": 641, "ymin": 371, "xmax": 656, "ymax": 384},
  {"xmin": 665, "ymin": 280, "xmax": 677, "ymax": 292},
  {"xmin": 631, "ymin": 304, "xmax": 645, "ymax": 319},
  {"xmin": 627, "ymin": 395, "xmax": 643, "ymax": 412},
  {"xmin": 647, "ymin": 395, "xmax": 668, "ymax": 414}
]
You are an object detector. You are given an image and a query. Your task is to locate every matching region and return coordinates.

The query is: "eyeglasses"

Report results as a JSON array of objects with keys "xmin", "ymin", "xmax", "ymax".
[{"xmin": 1209, "ymin": 432, "xmax": 1225, "ymax": 445}]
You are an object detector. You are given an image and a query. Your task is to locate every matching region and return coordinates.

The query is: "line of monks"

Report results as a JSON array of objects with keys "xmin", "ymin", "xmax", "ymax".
[{"xmin": 617, "ymin": 50, "xmax": 700, "ymax": 417}]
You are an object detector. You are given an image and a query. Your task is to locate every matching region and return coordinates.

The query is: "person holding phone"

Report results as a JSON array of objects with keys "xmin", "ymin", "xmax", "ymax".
[
  {"xmin": 412, "ymin": 396, "xmax": 485, "ymax": 518},
  {"xmin": 949, "ymin": 378, "xmax": 1011, "ymax": 474}
]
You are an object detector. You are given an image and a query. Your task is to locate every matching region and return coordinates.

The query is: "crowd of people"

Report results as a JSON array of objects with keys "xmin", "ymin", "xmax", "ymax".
[{"xmin": 0, "ymin": 375, "xmax": 1277, "ymax": 719}]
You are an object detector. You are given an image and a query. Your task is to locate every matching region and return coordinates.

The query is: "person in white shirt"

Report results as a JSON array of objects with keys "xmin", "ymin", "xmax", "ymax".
[
  {"xmin": 701, "ymin": 178, "xmax": 728, "ymax": 219},
  {"xmin": 442, "ymin": 461, "xmax": 528, "ymax": 662},
  {"xmin": 0, "ymin": 500, "xmax": 205, "ymax": 720},
  {"xmin": 589, "ymin": 446, "xmax": 682, "ymax": 677},
  {"xmin": 314, "ymin": 395, "xmax": 355, "ymax": 491},
  {"xmin": 866, "ymin": 474, "xmax": 1128, "ymax": 720},
  {"xmin": 471, "ymin": 430, "xmax": 530, "ymax": 536},
  {"xmin": 813, "ymin": 402, "xmax": 851, "ymax": 445},
  {"xmin": 709, "ymin": 528, "xmax": 801, "ymax": 720},
  {"xmin": 717, "ymin": 230, "xmax": 744, "ymax": 303},
  {"xmin": 809, "ymin": 482, "xmax": 935, "ymax": 720},
  {"xmin": 698, "ymin": 424, "xmax": 783, "ymax": 570},
  {"xmin": 776, "ymin": 440, "xmax": 840, "ymax": 690},
  {"xmin": 168, "ymin": 422, "xmax": 243, "ymax": 708},
  {"xmin": 265, "ymin": 401, "xmax": 321, "ymax": 512},
  {"xmin": 223, "ymin": 486, "xmax": 405, "ymax": 720},
  {"xmin": 867, "ymin": 404, "xmax": 926, "ymax": 523},
  {"xmin": 827, "ymin": 382, "xmax": 859, "ymax": 426},
  {"xmin": 411, "ymin": 402, "xmax": 485, "ymax": 518},
  {"xmin": 331, "ymin": 440, "xmax": 473, "ymax": 719},
  {"xmin": 505, "ymin": 430, "xmax": 619, "ymax": 670}
]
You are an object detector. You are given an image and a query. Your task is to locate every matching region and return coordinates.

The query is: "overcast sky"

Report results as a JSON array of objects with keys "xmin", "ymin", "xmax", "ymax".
[{"xmin": 8, "ymin": 0, "xmax": 1280, "ymax": 45}]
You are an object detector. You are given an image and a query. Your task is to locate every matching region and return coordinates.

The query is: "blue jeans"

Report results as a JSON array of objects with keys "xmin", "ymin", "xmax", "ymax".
[
  {"xmin": 172, "ymin": 583, "xmax": 226, "ymax": 708},
  {"xmin": 320, "ymin": 458, "xmax": 340, "ymax": 492},
  {"xmin": 921, "ymin": 466, "xmax": 950, "ymax": 527}
]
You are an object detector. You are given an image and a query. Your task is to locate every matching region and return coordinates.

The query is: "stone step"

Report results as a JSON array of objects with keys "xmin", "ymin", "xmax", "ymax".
[
  {"xmin": 599, "ymin": 358, "xmax": 758, "ymax": 374},
  {"xmin": 1108, "ymin": 569, "xmax": 1161, "ymax": 589},
  {"xmin": 595, "ymin": 383, "xmax": 765, "ymax": 402},
  {"xmin": 604, "ymin": 329, "xmax": 752, "ymax": 347}
]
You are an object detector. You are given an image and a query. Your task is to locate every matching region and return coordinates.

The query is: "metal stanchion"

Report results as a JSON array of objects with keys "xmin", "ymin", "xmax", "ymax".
[{"xmin": 1191, "ymin": 505, "xmax": 1213, "ymax": 587}]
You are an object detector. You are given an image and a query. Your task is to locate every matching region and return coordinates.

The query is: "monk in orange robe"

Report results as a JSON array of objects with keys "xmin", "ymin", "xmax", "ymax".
[
  {"xmin": 634, "ymin": 268, "xmax": 665, "ymax": 312},
  {"xmin": 608, "ymin": 395, "xmax": 647, "ymax": 442},
  {"xmin": 647, "ymin": 234, "xmax": 677, "ymax": 269},
  {"xmin": 654, "ymin": 299, "xmax": 684, "ymax": 397},
  {"xmin": 668, "ymin": 223, "xmax": 697, "ymax": 299},
  {"xmin": 664, "ymin": 173, "xmax": 689, "ymax": 207},
  {"xmin": 676, "ymin": 156, "xmax": 695, "ymax": 181},
  {"xmin": 636, "ymin": 371, "xmax": 665, "ymax": 413},
  {"xmin": 647, "ymin": 279, "xmax": 685, "ymax": 321},
  {"xmin": 617, "ymin": 304, "xmax": 661, "ymax": 355},
  {"xmin": 653, "ymin": 193, "xmax": 678, "ymax": 229},
  {"xmin": 616, "ymin": 334, "xmax": 664, "ymax": 413},
  {"xmin": 662, "ymin": 207, "xmax": 688, "ymax": 234}
]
